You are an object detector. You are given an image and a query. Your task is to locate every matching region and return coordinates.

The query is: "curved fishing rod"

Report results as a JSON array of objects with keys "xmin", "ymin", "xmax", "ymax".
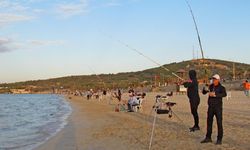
[
  {"xmin": 185, "ymin": 0, "xmax": 205, "ymax": 60},
  {"xmin": 99, "ymin": 31, "xmax": 184, "ymax": 81}
]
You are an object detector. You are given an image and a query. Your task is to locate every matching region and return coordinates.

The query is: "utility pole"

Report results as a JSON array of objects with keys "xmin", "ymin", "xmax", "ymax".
[
  {"xmin": 233, "ymin": 63, "xmax": 236, "ymax": 80},
  {"xmin": 162, "ymin": 74, "xmax": 165, "ymax": 86},
  {"xmin": 196, "ymin": 50, "xmax": 199, "ymax": 60},
  {"xmin": 192, "ymin": 46, "xmax": 195, "ymax": 60}
]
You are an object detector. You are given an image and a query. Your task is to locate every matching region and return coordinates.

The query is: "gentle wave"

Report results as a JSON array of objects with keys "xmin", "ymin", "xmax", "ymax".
[{"xmin": 0, "ymin": 94, "xmax": 72, "ymax": 150}]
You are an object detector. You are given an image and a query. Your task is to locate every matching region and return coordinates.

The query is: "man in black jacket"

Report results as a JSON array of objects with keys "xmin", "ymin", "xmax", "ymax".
[
  {"xmin": 201, "ymin": 74, "xmax": 227, "ymax": 145},
  {"xmin": 183, "ymin": 70, "xmax": 200, "ymax": 132}
]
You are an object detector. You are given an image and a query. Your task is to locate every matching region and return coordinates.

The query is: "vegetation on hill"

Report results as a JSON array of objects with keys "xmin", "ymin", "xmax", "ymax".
[{"xmin": 0, "ymin": 59, "xmax": 249, "ymax": 93}]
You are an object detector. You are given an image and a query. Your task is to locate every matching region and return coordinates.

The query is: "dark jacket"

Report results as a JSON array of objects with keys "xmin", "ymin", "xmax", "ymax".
[
  {"xmin": 202, "ymin": 83, "xmax": 227, "ymax": 107},
  {"xmin": 183, "ymin": 70, "xmax": 200, "ymax": 105}
]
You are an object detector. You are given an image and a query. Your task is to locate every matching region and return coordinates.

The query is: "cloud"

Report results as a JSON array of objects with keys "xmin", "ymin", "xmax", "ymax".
[
  {"xmin": 0, "ymin": 0, "xmax": 38, "ymax": 26},
  {"xmin": 105, "ymin": 2, "xmax": 121, "ymax": 7},
  {"xmin": 0, "ymin": 0, "xmax": 10, "ymax": 8},
  {"xmin": 0, "ymin": 38, "xmax": 65, "ymax": 53},
  {"xmin": 0, "ymin": 13, "xmax": 34, "ymax": 25},
  {"xmin": 56, "ymin": 0, "xmax": 89, "ymax": 18},
  {"xmin": 32, "ymin": 8, "xmax": 44, "ymax": 13},
  {"xmin": 0, "ymin": 37, "xmax": 13, "ymax": 53},
  {"xmin": 105, "ymin": 0, "xmax": 121, "ymax": 7},
  {"xmin": 0, "ymin": 1, "xmax": 29, "ymax": 12},
  {"xmin": 27, "ymin": 40, "xmax": 65, "ymax": 46}
]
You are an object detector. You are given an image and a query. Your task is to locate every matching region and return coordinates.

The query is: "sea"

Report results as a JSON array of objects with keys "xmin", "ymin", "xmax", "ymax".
[{"xmin": 0, "ymin": 94, "xmax": 72, "ymax": 150}]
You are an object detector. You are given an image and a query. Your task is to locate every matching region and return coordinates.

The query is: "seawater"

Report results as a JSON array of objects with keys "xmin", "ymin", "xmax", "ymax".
[{"xmin": 0, "ymin": 94, "xmax": 72, "ymax": 150}]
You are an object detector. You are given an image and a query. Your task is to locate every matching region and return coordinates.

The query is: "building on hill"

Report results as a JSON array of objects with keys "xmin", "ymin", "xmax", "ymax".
[
  {"xmin": 176, "ymin": 69, "xmax": 186, "ymax": 79},
  {"xmin": 10, "ymin": 89, "xmax": 31, "ymax": 94}
]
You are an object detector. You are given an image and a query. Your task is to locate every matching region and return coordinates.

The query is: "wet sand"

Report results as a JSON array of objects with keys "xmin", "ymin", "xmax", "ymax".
[{"xmin": 36, "ymin": 91, "xmax": 250, "ymax": 150}]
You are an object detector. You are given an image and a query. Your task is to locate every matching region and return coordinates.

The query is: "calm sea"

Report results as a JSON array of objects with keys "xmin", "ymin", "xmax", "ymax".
[{"xmin": 0, "ymin": 94, "xmax": 72, "ymax": 150}]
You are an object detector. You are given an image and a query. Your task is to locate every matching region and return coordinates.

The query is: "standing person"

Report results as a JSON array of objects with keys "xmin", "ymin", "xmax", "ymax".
[
  {"xmin": 183, "ymin": 70, "xmax": 200, "ymax": 132},
  {"xmin": 243, "ymin": 80, "xmax": 250, "ymax": 97},
  {"xmin": 103, "ymin": 90, "xmax": 107, "ymax": 96},
  {"xmin": 201, "ymin": 74, "xmax": 227, "ymax": 145},
  {"xmin": 247, "ymin": 81, "xmax": 250, "ymax": 97},
  {"xmin": 117, "ymin": 89, "xmax": 122, "ymax": 102},
  {"xmin": 86, "ymin": 90, "xmax": 92, "ymax": 100}
]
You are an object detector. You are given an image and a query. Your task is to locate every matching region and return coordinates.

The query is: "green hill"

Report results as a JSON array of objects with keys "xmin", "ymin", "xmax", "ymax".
[{"xmin": 1, "ymin": 59, "xmax": 250, "ymax": 93}]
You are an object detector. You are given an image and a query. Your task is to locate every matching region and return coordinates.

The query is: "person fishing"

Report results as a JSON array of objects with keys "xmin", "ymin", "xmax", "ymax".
[
  {"xmin": 183, "ymin": 70, "xmax": 200, "ymax": 132},
  {"xmin": 201, "ymin": 74, "xmax": 227, "ymax": 145}
]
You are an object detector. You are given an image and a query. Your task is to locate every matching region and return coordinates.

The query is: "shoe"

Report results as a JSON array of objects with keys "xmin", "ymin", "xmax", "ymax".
[
  {"xmin": 215, "ymin": 140, "xmax": 222, "ymax": 145},
  {"xmin": 200, "ymin": 138, "xmax": 212, "ymax": 143},
  {"xmin": 189, "ymin": 126, "xmax": 200, "ymax": 132}
]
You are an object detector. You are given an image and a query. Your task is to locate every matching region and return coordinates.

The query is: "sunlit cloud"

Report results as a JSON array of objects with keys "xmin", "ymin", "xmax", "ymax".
[
  {"xmin": 56, "ymin": 0, "xmax": 89, "ymax": 18},
  {"xmin": 27, "ymin": 40, "xmax": 65, "ymax": 46},
  {"xmin": 0, "ymin": 13, "xmax": 34, "ymax": 25}
]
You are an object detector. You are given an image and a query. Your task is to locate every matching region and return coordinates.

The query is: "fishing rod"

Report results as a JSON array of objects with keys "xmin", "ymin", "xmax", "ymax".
[
  {"xmin": 185, "ymin": 0, "xmax": 211, "ymax": 81},
  {"xmin": 99, "ymin": 31, "xmax": 184, "ymax": 81},
  {"xmin": 185, "ymin": 0, "xmax": 205, "ymax": 60}
]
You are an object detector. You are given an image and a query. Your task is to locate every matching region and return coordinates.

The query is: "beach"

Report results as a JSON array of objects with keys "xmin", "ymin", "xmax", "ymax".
[{"xmin": 36, "ymin": 91, "xmax": 250, "ymax": 150}]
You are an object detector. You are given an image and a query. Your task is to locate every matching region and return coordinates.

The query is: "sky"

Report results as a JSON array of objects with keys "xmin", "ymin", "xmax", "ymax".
[{"xmin": 0, "ymin": 0, "xmax": 249, "ymax": 83}]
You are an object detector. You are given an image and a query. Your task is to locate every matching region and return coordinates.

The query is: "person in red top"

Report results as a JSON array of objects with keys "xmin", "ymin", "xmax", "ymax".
[
  {"xmin": 247, "ymin": 81, "xmax": 250, "ymax": 96},
  {"xmin": 243, "ymin": 80, "xmax": 250, "ymax": 97}
]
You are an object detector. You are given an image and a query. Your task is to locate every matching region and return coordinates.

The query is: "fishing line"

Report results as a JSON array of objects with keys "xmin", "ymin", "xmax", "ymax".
[{"xmin": 99, "ymin": 30, "xmax": 184, "ymax": 81}]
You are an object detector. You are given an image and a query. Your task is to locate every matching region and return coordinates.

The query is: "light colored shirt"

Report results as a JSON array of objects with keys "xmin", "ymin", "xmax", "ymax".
[{"xmin": 128, "ymin": 96, "xmax": 139, "ymax": 105}]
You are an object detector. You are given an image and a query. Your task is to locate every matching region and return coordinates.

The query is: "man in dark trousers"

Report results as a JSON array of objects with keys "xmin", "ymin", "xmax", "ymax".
[
  {"xmin": 201, "ymin": 74, "xmax": 227, "ymax": 145},
  {"xmin": 183, "ymin": 70, "xmax": 200, "ymax": 132}
]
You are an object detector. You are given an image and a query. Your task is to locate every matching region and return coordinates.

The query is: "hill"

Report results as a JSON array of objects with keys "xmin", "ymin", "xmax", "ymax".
[{"xmin": 0, "ymin": 59, "xmax": 250, "ymax": 93}]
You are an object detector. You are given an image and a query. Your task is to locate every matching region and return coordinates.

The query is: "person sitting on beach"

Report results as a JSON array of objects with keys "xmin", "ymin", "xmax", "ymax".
[
  {"xmin": 128, "ymin": 89, "xmax": 134, "ymax": 95},
  {"xmin": 136, "ymin": 92, "xmax": 146, "ymax": 111},
  {"xmin": 166, "ymin": 91, "xmax": 173, "ymax": 97},
  {"xmin": 127, "ymin": 92, "xmax": 139, "ymax": 112},
  {"xmin": 135, "ymin": 92, "xmax": 146, "ymax": 103}
]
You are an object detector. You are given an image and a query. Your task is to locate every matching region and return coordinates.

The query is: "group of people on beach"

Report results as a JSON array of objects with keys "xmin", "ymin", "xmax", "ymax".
[
  {"xmin": 80, "ymin": 69, "xmax": 238, "ymax": 145},
  {"xmin": 108, "ymin": 70, "xmax": 228, "ymax": 145},
  {"xmin": 183, "ymin": 70, "xmax": 227, "ymax": 145},
  {"xmin": 126, "ymin": 89, "xmax": 146, "ymax": 112}
]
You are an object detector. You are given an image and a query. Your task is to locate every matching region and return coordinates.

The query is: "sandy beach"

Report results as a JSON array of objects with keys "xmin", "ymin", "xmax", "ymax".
[{"xmin": 36, "ymin": 91, "xmax": 250, "ymax": 150}]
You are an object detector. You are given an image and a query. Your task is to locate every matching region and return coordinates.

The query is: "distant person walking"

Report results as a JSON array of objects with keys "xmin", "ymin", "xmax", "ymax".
[
  {"xmin": 183, "ymin": 70, "xmax": 200, "ymax": 132},
  {"xmin": 243, "ymin": 80, "xmax": 250, "ymax": 97},
  {"xmin": 201, "ymin": 74, "xmax": 227, "ymax": 145}
]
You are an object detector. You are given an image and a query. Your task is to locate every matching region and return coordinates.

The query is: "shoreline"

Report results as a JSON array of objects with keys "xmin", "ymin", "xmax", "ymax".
[
  {"xmin": 31, "ymin": 95, "xmax": 72, "ymax": 150},
  {"xmin": 36, "ymin": 91, "xmax": 250, "ymax": 150},
  {"xmin": 35, "ymin": 95, "xmax": 118, "ymax": 150}
]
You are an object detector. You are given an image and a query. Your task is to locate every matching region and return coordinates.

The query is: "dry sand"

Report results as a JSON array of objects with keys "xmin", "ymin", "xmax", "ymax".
[{"xmin": 36, "ymin": 91, "xmax": 250, "ymax": 150}]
